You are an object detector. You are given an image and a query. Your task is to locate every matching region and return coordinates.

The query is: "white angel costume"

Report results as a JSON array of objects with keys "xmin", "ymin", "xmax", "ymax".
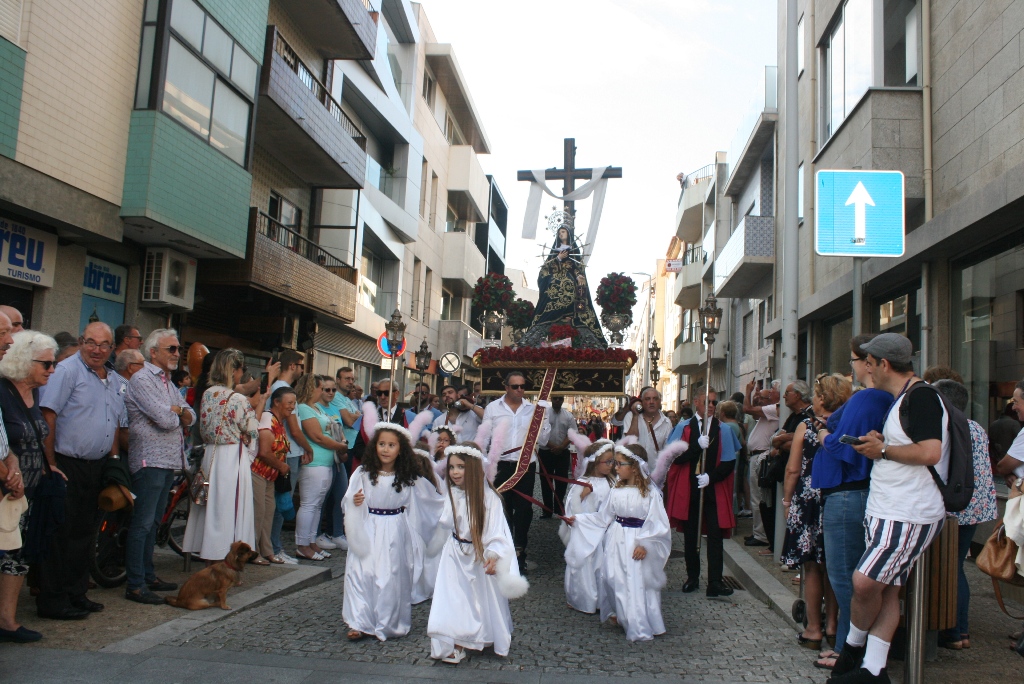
[
  {"xmin": 427, "ymin": 485, "xmax": 527, "ymax": 659},
  {"xmin": 565, "ymin": 483, "xmax": 672, "ymax": 641},
  {"xmin": 410, "ymin": 452, "xmax": 447, "ymax": 604},
  {"xmin": 559, "ymin": 476, "xmax": 613, "ymax": 613},
  {"xmin": 342, "ymin": 465, "xmax": 444, "ymax": 640}
]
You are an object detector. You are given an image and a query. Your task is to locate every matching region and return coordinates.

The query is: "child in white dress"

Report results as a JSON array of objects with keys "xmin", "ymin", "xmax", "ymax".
[
  {"xmin": 427, "ymin": 442, "xmax": 529, "ymax": 664},
  {"xmin": 342, "ymin": 421, "xmax": 444, "ymax": 641},
  {"xmin": 559, "ymin": 440, "xmax": 616, "ymax": 613},
  {"xmin": 565, "ymin": 443, "xmax": 672, "ymax": 642}
]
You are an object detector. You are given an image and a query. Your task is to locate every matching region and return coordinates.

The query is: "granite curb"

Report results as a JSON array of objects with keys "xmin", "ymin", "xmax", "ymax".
[
  {"xmin": 722, "ymin": 536, "xmax": 801, "ymax": 633},
  {"xmin": 98, "ymin": 564, "xmax": 332, "ymax": 655}
]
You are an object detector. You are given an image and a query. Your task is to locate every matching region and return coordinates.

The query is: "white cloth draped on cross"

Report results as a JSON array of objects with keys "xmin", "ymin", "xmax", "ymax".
[{"xmin": 522, "ymin": 166, "xmax": 609, "ymax": 265}]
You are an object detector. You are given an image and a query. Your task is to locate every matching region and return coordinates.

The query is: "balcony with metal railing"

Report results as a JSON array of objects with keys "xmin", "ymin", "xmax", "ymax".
[
  {"xmin": 199, "ymin": 208, "xmax": 358, "ymax": 322},
  {"xmin": 276, "ymin": 0, "xmax": 377, "ymax": 60},
  {"xmin": 255, "ymin": 27, "xmax": 367, "ymax": 188},
  {"xmin": 675, "ymin": 163, "xmax": 715, "ymax": 244}
]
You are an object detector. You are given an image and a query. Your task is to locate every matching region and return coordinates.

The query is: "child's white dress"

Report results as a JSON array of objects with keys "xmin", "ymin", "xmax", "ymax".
[
  {"xmin": 427, "ymin": 486, "xmax": 523, "ymax": 658},
  {"xmin": 565, "ymin": 485, "xmax": 671, "ymax": 641},
  {"xmin": 342, "ymin": 467, "xmax": 444, "ymax": 639},
  {"xmin": 559, "ymin": 477, "xmax": 612, "ymax": 613}
]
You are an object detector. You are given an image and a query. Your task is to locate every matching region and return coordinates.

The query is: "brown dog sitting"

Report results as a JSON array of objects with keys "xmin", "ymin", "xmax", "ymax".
[{"xmin": 165, "ymin": 541, "xmax": 258, "ymax": 610}]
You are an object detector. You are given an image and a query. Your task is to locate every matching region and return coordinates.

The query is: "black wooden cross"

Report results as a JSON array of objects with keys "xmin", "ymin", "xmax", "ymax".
[{"xmin": 517, "ymin": 138, "xmax": 622, "ymax": 218}]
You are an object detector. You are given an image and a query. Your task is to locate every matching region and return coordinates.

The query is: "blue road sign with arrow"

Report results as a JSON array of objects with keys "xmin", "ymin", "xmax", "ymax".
[{"xmin": 815, "ymin": 170, "xmax": 905, "ymax": 258}]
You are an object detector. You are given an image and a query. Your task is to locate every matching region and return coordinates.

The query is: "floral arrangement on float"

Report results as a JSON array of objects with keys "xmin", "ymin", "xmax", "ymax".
[
  {"xmin": 506, "ymin": 298, "xmax": 536, "ymax": 341},
  {"xmin": 596, "ymin": 272, "xmax": 638, "ymax": 347},
  {"xmin": 473, "ymin": 345, "xmax": 637, "ymax": 368},
  {"xmin": 472, "ymin": 273, "xmax": 515, "ymax": 314}
]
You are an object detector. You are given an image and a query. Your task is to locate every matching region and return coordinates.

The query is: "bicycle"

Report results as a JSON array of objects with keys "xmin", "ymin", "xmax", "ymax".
[{"xmin": 90, "ymin": 448, "xmax": 202, "ymax": 588}]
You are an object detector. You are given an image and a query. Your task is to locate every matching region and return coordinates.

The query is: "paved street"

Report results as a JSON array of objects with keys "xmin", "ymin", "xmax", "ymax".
[{"xmin": 163, "ymin": 515, "xmax": 825, "ymax": 682}]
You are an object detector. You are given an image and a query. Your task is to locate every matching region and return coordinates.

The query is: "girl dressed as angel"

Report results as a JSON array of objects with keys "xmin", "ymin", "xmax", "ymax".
[
  {"xmin": 564, "ymin": 443, "xmax": 671, "ymax": 642},
  {"xmin": 427, "ymin": 442, "xmax": 528, "ymax": 664}
]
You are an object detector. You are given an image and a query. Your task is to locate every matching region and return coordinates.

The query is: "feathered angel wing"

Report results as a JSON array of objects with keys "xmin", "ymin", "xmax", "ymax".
[
  {"xmin": 407, "ymin": 409, "xmax": 435, "ymax": 444},
  {"xmin": 360, "ymin": 402, "xmax": 378, "ymax": 443},
  {"xmin": 651, "ymin": 439, "xmax": 689, "ymax": 488}
]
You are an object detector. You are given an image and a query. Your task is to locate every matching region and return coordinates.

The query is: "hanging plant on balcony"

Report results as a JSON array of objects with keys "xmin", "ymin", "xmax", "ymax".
[
  {"xmin": 472, "ymin": 272, "xmax": 515, "ymax": 314},
  {"xmin": 596, "ymin": 272, "xmax": 638, "ymax": 316},
  {"xmin": 506, "ymin": 298, "xmax": 536, "ymax": 331}
]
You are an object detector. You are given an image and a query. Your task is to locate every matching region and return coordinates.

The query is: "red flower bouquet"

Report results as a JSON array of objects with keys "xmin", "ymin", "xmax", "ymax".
[
  {"xmin": 506, "ymin": 298, "xmax": 536, "ymax": 330},
  {"xmin": 548, "ymin": 324, "xmax": 578, "ymax": 341},
  {"xmin": 472, "ymin": 273, "xmax": 515, "ymax": 314},
  {"xmin": 596, "ymin": 273, "xmax": 638, "ymax": 316}
]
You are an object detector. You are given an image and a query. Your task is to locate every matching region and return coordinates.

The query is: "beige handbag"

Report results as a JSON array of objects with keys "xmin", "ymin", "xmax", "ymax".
[{"xmin": 976, "ymin": 478, "xmax": 1024, "ymax": 618}]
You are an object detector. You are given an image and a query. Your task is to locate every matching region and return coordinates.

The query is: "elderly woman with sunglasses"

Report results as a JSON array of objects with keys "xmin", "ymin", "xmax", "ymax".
[
  {"xmin": 0, "ymin": 330, "xmax": 58, "ymax": 643},
  {"xmin": 183, "ymin": 349, "xmax": 264, "ymax": 564}
]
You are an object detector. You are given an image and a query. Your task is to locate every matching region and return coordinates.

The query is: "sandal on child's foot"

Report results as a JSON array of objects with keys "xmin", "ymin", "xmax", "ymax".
[
  {"xmin": 607, "ymin": 615, "xmax": 618, "ymax": 626},
  {"xmin": 441, "ymin": 648, "xmax": 466, "ymax": 664},
  {"xmin": 347, "ymin": 630, "xmax": 366, "ymax": 641}
]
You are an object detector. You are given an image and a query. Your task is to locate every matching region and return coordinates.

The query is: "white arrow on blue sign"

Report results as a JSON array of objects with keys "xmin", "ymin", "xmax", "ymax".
[{"xmin": 815, "ymin": 170, "xmax": 905, "ymax": 258}]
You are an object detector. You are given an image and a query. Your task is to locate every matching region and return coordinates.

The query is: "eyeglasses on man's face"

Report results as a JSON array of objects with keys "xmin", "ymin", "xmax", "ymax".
[
  {"xmin": 160, "ymin": 345, "xmax": 182, "ymax": 355},
  {"xmin": 81, "ymin": 338, "xmax": 113, "ymax": 352}
]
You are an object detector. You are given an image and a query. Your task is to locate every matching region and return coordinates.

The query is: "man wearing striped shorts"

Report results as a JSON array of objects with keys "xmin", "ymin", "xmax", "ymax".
[{"xmin": 831, "ymin": 334, "xmax": 949, "ymax": 684}]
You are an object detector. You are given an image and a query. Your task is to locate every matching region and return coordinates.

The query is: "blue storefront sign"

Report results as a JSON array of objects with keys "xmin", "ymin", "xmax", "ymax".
[
  {"xmin": 80, "ymin": 256, "xmax": 128, "ymax": 332},
  {"xmin": 0, "ymin": 215, "xmax": 59, "ymax": 288}
]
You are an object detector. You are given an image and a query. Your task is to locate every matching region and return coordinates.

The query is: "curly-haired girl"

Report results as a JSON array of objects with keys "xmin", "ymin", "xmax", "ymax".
[{"xmin": 342, "ymin": 421, "xmax": 444, "ymax": 641}]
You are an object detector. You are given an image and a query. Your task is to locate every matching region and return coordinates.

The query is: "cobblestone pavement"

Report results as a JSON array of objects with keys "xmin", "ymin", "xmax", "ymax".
[{"xmin": 170, "ymin": 514, "xmax": 830, "ymax": 682}]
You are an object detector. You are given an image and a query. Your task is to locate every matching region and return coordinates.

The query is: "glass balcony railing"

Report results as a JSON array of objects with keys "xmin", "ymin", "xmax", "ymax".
[
  {"xmin": 726, "ymin": 66, "xmax": 778, "ymax": 181},
  {"xmin": 358, "ymin": 275, "xmax": 397, "ymax": 318},
  {"xmin": 365, "ymin": 155, "xmax": 399, "ymax": 203},
  {"xmin": 702, "ymin": 227, "xmax": 716, "ymax": 265}
]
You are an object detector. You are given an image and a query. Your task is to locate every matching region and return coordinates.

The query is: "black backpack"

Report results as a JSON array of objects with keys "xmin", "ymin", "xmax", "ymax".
[{"xmin": 897, "ymin": 383, "xmax": 975, "ymax": 513}]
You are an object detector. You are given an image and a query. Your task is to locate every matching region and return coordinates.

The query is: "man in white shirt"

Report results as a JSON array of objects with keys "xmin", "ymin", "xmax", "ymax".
[
  {"xmin": 538, "ymin": 396, "xmax": 574, "ymax": 517},
  {"xmin": 742, "ymin": 379, "xmax": 779, "ymax": 546},
  {"xmin": 611, "ymin": 387, "xmax": 672, "ymax": 470},
  {"xmin": 840, "ymin": 333, "xmax": 948, "ymax": 683},
  {"xmin": 432, "ymin": 384, "xmax": 482, "ymax": 443},
  {"xmin": 482, "ymin": 371, "xmax": 551, "ymax": 573},
  {"xmin": 994, "ymin": 378, "xmax": 1024, "ymax": 484}
]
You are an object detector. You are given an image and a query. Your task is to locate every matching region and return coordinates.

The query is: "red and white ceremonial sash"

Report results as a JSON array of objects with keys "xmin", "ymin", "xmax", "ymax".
[{"xmin": 497, "ymin": 367, "xmax": 558, "ymax": 493}]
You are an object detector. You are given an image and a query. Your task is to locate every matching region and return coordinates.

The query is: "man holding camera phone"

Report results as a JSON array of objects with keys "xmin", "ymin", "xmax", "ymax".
[
  {"xmin": 432, "ymin": 384, "xmax": 482, "ymax": 442},
  {"xmin": 611, "ymin": 387, "xmax": 672, "ymax": 471}
]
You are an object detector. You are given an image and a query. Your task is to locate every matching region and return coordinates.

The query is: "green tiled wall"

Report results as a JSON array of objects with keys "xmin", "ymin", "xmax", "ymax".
[
  {"xmin": 0, "ymin": 36, "xmax": 25, "ymax": 160},
  {"xmin": 121, "ymin": 111, "xmax": 253, "ymax": 257},
  {"xmin": 199, "ymin": 0, "xmax": 270, "ymax": 64}
]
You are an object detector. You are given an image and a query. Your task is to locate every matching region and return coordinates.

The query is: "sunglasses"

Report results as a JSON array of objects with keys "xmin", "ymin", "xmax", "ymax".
[
  {"xmin": 507, "ymin": 384, "xmax": 526, "ymax": 390},
  {"xmin": 322, "ymin": 388, "xmax": 337, "ymax": 393},
  {"xmin": 161, "ymin": 346, "xmax": 182, "ymax": 354},
  {"xmin": 33, "ymin": 359, "xmax": 56, "ymax": 370},
  {"xmin": 377, "ymin": 389, "xmax": 398, "ymax": 396}
]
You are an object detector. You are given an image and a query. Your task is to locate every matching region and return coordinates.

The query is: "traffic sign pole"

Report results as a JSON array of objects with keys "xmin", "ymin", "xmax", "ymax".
[{"xmin": 852, "ymin": 257, "xmax": 863, "ymax": 336}]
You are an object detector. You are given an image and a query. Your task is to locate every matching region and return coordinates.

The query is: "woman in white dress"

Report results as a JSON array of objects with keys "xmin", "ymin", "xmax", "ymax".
[
  {"xmin": 565, "ymin": 443, "xmax": 671, "ymax": 642},
  {"xmin": 342, "ymin": 421, "xmax": 444, "ymax": 641},
  {"xmin": 182, "ymin": 349, "xmax": 261, "ymax": 562},
  {"xmin": 559, "ymin": 439, "xmax": 616, "ymax": 614},
  {"xmin": 427, "ymin": 443, "xmax": 529, "ymax": 664}
]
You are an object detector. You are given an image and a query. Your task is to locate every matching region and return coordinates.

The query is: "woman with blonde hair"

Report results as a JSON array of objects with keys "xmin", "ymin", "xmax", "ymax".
[
  {"xmin": 183, "ymin": 349, "xmax": 264, "ymax": 562},
  {"xmin": 782, "ymin": 373, "xmax": 851, "ymax": 655}
]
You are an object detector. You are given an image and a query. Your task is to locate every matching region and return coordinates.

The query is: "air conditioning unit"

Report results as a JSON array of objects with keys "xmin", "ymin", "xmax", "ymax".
[{"xmin": 141, "ymin": 249, "xmax": 197, "ymax": 310}]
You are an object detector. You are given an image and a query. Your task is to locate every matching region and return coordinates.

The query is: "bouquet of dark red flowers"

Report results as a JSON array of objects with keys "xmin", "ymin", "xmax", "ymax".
[
  {"xmin": 472, "ymin": 273, "xmax": 515, "ymax": 314},
  {"xmin": 596, "ymin": 272, "xmax": 638, "ymax": 316},
  {"xmin": 506, "ymin": 298, "xmax": 536, "ymax": 330}
]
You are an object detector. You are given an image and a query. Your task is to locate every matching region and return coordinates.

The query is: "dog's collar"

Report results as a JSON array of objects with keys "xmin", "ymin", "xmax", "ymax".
[{"xmin": 224, "ymin": 557, "xmax": 242, "ymax": 572}]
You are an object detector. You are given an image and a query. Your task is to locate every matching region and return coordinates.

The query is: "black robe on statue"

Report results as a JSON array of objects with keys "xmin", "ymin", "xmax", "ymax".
[{"xmin": 518, "ymin": 229, "xmax": 607, "ymax": 349}]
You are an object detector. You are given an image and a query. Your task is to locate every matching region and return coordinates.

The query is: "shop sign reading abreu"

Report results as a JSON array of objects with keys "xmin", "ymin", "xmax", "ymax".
[{"xmin": 0, "ymin": 215, "xmax": 59, "ymax": 288}]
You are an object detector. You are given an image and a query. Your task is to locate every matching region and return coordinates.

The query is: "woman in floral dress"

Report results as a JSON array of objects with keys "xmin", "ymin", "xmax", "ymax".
[
  {"xmin": 182, "ymin": 349, "xmax": 263, "ymax": 562},
  {"xmin": 782, "ymin": 373, "xmax": 851, "ymax": 650}
]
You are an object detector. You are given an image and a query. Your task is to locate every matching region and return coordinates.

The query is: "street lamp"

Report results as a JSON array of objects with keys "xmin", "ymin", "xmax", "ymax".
[
  {"xmin": 384, "ymin": 308, "xmax": 406, "ymax": 412},
  {"xmin": 648, "ymin": 339, "xmax": 661, "ymax": 385},
  {"xmin": 695, "ymin": 292, "xmax": 722, "ymax": 557},
  {"xmin": 413, "ymin": 340, "xmax": 432, "ymax": 412}
]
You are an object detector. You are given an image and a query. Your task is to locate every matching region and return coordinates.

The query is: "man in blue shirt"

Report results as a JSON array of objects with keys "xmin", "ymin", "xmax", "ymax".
[
  {"xmin": 811, "ymin": 333, "xmax": 892, "ymax": 667},
  {"xmin": 37, "ymin": 322, "xmax": 124, "ymax": 620}
]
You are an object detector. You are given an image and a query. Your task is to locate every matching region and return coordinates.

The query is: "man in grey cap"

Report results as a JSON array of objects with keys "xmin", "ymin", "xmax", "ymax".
[{"xmin": 829, "ymin": 333, "xmax": 949, "ymax": 683}]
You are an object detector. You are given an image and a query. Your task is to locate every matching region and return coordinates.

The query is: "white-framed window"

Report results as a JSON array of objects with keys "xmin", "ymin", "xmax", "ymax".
[
  {"xmin": 797, "ymin": 162, "xmax": 804, "ymax": 222},
  {"xmin": 422, "ymin": 70, "xmax": 435, "ymax": 108}
]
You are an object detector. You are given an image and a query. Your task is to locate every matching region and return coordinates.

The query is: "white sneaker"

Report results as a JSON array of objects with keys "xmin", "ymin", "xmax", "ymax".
[
  {"xmin": 316, "ymin": 534, "xmax": 339, "ymax": 549},
  {"xmin": 278, "ymin": 551, "xmax": 299, "ymax": 565}
]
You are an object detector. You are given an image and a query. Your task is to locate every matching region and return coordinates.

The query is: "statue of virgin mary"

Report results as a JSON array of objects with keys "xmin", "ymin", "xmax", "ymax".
[{"xmin": 518, "ymin": 213, "xmax": 607, "ymax": 349}]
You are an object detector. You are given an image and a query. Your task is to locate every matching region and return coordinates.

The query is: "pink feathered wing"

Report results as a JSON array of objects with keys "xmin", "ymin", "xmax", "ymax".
[
  {"xmin": 651, "ymin": 440, "xmax": 690, "ymax": 488},
  {"xmin": 484, "ymin": 418, "xmax": 507, "ymax": 485},
  {"xmin": 407, "ymin": 409, "xmax": 435, "ymax": 445},
  {"xmin": 566, "ymin": 431, "xmax": 594, "ymax": 479},
  {"xmin": 360, "ymin": 402, "xmax": 378, "ymax": 443}
]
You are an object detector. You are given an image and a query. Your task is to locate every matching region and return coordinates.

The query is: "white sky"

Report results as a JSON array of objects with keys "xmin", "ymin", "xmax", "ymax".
[{"xmin": 420, "ymin": 0, "xmax": 777, "ymax": 300}]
